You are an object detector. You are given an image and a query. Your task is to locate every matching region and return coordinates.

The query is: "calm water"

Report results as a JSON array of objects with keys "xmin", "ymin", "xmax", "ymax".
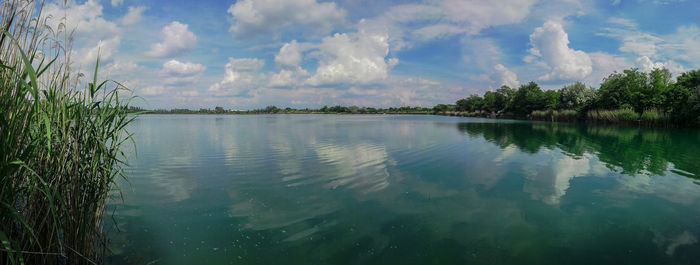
[{"xmin": 106, "ymin": 114, "xmax": 700, "ymax": 264}]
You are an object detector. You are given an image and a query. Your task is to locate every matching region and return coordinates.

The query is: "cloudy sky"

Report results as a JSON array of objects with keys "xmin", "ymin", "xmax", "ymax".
[{"xmin": 48, "ymin": 0, "xmax": 700, "ymax": 109}]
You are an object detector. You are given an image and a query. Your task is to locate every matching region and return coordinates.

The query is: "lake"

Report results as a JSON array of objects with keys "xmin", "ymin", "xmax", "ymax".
[{"xmin": 106, "ymin": 114, "xmax": 700, "ymax": 264}]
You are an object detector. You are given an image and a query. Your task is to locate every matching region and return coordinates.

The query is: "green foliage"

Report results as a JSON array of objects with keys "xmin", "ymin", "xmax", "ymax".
[
  {"xmin": 640, "ymin": 109, "xmax": 670, "ymax": 126},
  {"xmin": 0, "ymin": 2, "xmax": 135, "ymax": 263},
  {"xmin": 482, "ymin": 91, "xmax": 504, "ymax": 112},
  {"xmin": 496, "ymin": 85, "xmax": 516, "ymax": 112},
  {"xmin": 559, "ymin": 82, "xmax": 596, "ymax": 110},
  {"xmin": 445, "ymin": 67, "xmax": 699, "ymax": 126},
  {"xmin": 457, "ymin": 94, "xmax": 484, "ymax": 112},
  {"xmin": 543, "ymin": 90, "xmax": 560, "ymax": 110},
  {"xmin": 531, "ymin": 109, "xmax": 578, "ymax": 122},
  {"xmin": 511, "ymin": 82, "xmax": 546, "ymax": 116},
  {"xmin": 596, "ymin": 69, "xmax": 647, "ymax": 112},
  {"xmin": 587, "ymin": 108, "xmax": 639, "ymax": 124}
]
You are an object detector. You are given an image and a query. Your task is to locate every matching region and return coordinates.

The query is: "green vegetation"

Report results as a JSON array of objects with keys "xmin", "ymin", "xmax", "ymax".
[
  {"xmin": 135, "ymin": 105, "xmax": 433, "ymax": 115},
  {"xmin": 445, "ymin": 68, "xmax": 700, "ymax": 127},
  {"xmin": 457, "ymin": 122, "xmax": 700, "ymax": 178},
  {"xmin": 1, "ymin": 1, "xmax": 134, "ymax": 264}
]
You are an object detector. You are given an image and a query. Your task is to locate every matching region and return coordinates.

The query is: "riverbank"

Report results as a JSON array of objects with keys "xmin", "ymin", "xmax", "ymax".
[{"xmin": 436, "ymin": 108, "xmax": 692, "ymax": 127}]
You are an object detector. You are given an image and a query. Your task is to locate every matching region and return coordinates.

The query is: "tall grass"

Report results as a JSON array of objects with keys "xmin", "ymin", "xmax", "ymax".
[
  {"xmin": 640, "ymin": 109, "xmax": 670, "ymax": 126},
  {"xmin": 530, "ymin": 109, "xmax": 579, "ymax": 122},
  {"xmin": 1, "ymin": 1, "xmax": 135, "ymax": 264},
  {"xmin": 587, "ymin": 108, "xmax": 639, "ymax": 124}
]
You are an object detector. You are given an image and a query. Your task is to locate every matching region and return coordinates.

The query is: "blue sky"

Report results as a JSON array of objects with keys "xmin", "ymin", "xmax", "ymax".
[{"xmin": 47, "ymin": 0, "xmax": 700, "ymax": 109}]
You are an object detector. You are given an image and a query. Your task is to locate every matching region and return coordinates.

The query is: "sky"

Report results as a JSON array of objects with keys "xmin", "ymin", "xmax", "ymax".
[{"xmin": 45, "ymin": 0, "xmax": 700, "ymax": 109}]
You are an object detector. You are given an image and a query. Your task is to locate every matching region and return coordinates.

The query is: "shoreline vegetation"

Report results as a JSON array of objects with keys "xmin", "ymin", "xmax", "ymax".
[
  {"xmin": 437, "ymin": 68, "xmax": 700, "ymax": 127},
  {"xmin": 1, "ymin": 1, "xmax": 134, "ymax": 265},
  {"xmin": 132, "ymin": 68, "xmax": 699, "ymax": 127}
]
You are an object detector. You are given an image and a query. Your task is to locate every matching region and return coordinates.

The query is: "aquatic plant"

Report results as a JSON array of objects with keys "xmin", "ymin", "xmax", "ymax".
[{"xmin": 0, "ymin": 1, "xmax": 135, "ymax": 264}]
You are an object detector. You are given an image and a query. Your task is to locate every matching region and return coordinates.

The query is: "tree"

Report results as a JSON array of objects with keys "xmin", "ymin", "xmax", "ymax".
[
  {"xmin": 433, "ymin": 104, "xmax": 450, "ymax": 113},
  {"xmin": 466, "ymin": 95, "xmax": 484, "ymax": 112},
  {"xmin": 596, "ymin": 68, "xmax": 647, "ymax": 112},
  {"xmin": 665, "ymin": 69, "xmax": 700, "ymax": 123},
  {"xmin": 496, "ymin": 85, "xmax": 516, "ymax": 112},
  {"xmin": 641, "ymin": 68, "xmax": 671, "ymax": 110},
  {"xmin": 483, "ymin": 91, "xmax": 505, "ymax": 113},
  {"xmin": 543, "ymin": 90, "xmax": 560, "ymax": 110},
  {"xmin": 265, "ymin": 106, "xmax": 280, "ymax": 113},
  {"xmin": 559, "ymin": 82, "xmax": 595, "ymax": 110},
  {"xmin": 511, "ymin": 82, "xmax": 545, "ymax": 116},
  {"xmin": 456, "ymin": 98, "xmax": 469, "ymax": 112}
]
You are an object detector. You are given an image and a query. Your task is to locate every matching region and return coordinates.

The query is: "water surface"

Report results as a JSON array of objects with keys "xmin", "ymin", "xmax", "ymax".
[{"xmin": 107, "ymin": 114, "xmax": 700, "ymax": 264}]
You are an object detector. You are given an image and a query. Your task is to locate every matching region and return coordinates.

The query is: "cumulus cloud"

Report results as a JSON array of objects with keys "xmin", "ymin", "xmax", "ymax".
[
  {"xmin": 274, "ymin": 40, "xmax": 303, "ymax": 68},
  {"xmin": 306, "ymin": 21, "xmax": 398, "ymax": 86},
  {"xmin": 599, "ymin": 17, "xmax": 698, "ymax": 75},
  {"xmin": 140, "ymin": 85, "xmax": 167, "ymax": 96},
  {"xmin": 73, "ymin": 36, "xmax": 121, "ymax": 66},
  {"xmin": 494, "ymin": 64, "xmax": 520, "ymax": 88},
  {"xmin": 121, "ymin": 6, "xmax": 147, "ymax": 25},
  {"xmin": 227, "ymin": 0, "xmax": 346, "ymax": 37},
  {"xmin": 146, "ymin": 21, "xmax": 197, "ymax": 57},
  {"xmin": 160, "ymin": 60, "xmax": 207, "ymax": 85},
  {"xmin": 44, "ymin": 0, "xmax": 120, "ymax": 40},
  {"xmin": 268, "ymin": 68, "xmax": 310, "ymax": 88},
  {"xmin": 635, "ymin": 56, "xmax": 685, "ymax": 74},
  {"xmin": 208, "ymin": 58, "xmax": 265, "ymax": 97},
  {"xmin": 585, "ymin": 52, "xmax": 631, "ymax": 85},
  {"xmin": 111, "ymin": 0, "xmax": 124, "ymax": 7},
  {"xmin": 529, "ymin": 20, "xmax": 592, "ymax": 81}
]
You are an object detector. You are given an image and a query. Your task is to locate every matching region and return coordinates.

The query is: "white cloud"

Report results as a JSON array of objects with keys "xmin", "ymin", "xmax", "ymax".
[
  {"xmin": 494, "ymin": 64, "xmax": 520, "ymax": 88},
  {"xmin": 73, "ymin": 36, "xmax": 121, "ymax": 66},
  {"xmin": 146, "ymin": 21, "xmax": 197, "ymax": 57},
  {"xmin": 140, "ymin": 85, "xmax": 167, "ymax": 96},
  {"xmin": 274, "ymin": 40, "xmax": 303, "ymax": 68},
  {"xmin": 121, "ymin": 6, "xmax": 147, "ymax": 25},
  {"xmin": 111, "ymin": 0, "xmax": 124, "ymax": 7},
  {"xmin": 306, "ymin": 21, "xmax": 398, "ymax": 86},
  {"xmin": 635, "ymin": 56, "xmax": 685, "ymax": 74},
  {"xmin": 207, "ymin": 58, "xmax": 265, "ymax": 97},
  {"xmin": 44, "ymin": 0, "xmax": 120, "ymax": 40},
  {"xmin": 439, "ymin": 0, "xmax": 539, "ymax": 35},
  {"xmin": 268, "ymin": 68, "xmax": 310, "ymax": 88},
  {"xmin": 160, "ymin": 60, "xmax": 206, "ymax": 85},
  {"xmin": 661, "ymin": 25, "xmax": 700, "ymax": 65},
  {"xmin": 599, "ymin": 18, "xmax": 698, "ymax": 74},
  {"xmin": 529, "ymin": 20, "xmax": 592, "ymax": 81},
  {"xmin": 227, "ymin": 0, "xmax": 346, "ymax": 37},
  {"xmin": 585, "ymin": 52, "xmax": 631, "ymax": 86},
  {"xmin": 371, "ymin": 0, "xmax": 539, "ymax": 51}
]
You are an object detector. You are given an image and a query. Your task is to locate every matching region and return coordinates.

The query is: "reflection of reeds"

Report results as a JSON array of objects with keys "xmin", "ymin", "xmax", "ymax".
[{"xmin": 1, "ymin": 1, "xmax": 135, "ymax": 264}]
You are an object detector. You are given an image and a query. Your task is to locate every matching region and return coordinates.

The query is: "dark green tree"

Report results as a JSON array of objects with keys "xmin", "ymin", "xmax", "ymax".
[{"xmin": 511, "ymin": 82, "xmax": 545, "ymax": 116}]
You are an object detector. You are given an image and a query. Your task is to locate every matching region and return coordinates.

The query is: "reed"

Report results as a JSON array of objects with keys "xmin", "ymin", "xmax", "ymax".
[
  {"xmin": 640, "ymin": 109, "xmax": 670, "ymax": 126},
  {"xmin": 586, "ymin": 108, "xmax": 639, "ymax": 124},
  {"xmin": 1, "ymin": 1, "xmax": 135, "ymax": 264},
  {"xmin": 531, "ymin": 109, "xmax": 579, "ymax": 122}
]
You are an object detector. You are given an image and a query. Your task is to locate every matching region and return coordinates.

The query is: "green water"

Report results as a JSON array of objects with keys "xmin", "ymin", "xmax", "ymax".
[{"xmin": 107, "ymin": 114, "xmax": 700, "ymax": 264}]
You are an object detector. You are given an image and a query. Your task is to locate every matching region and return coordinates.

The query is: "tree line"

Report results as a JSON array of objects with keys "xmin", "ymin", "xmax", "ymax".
[
  {"xmin": 438, "ymin": 68, "xmax": 700, "ymax": 126},
  {"xmin": 133, "ymin": 105, "xmax": 433, "ymax": 115}
]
